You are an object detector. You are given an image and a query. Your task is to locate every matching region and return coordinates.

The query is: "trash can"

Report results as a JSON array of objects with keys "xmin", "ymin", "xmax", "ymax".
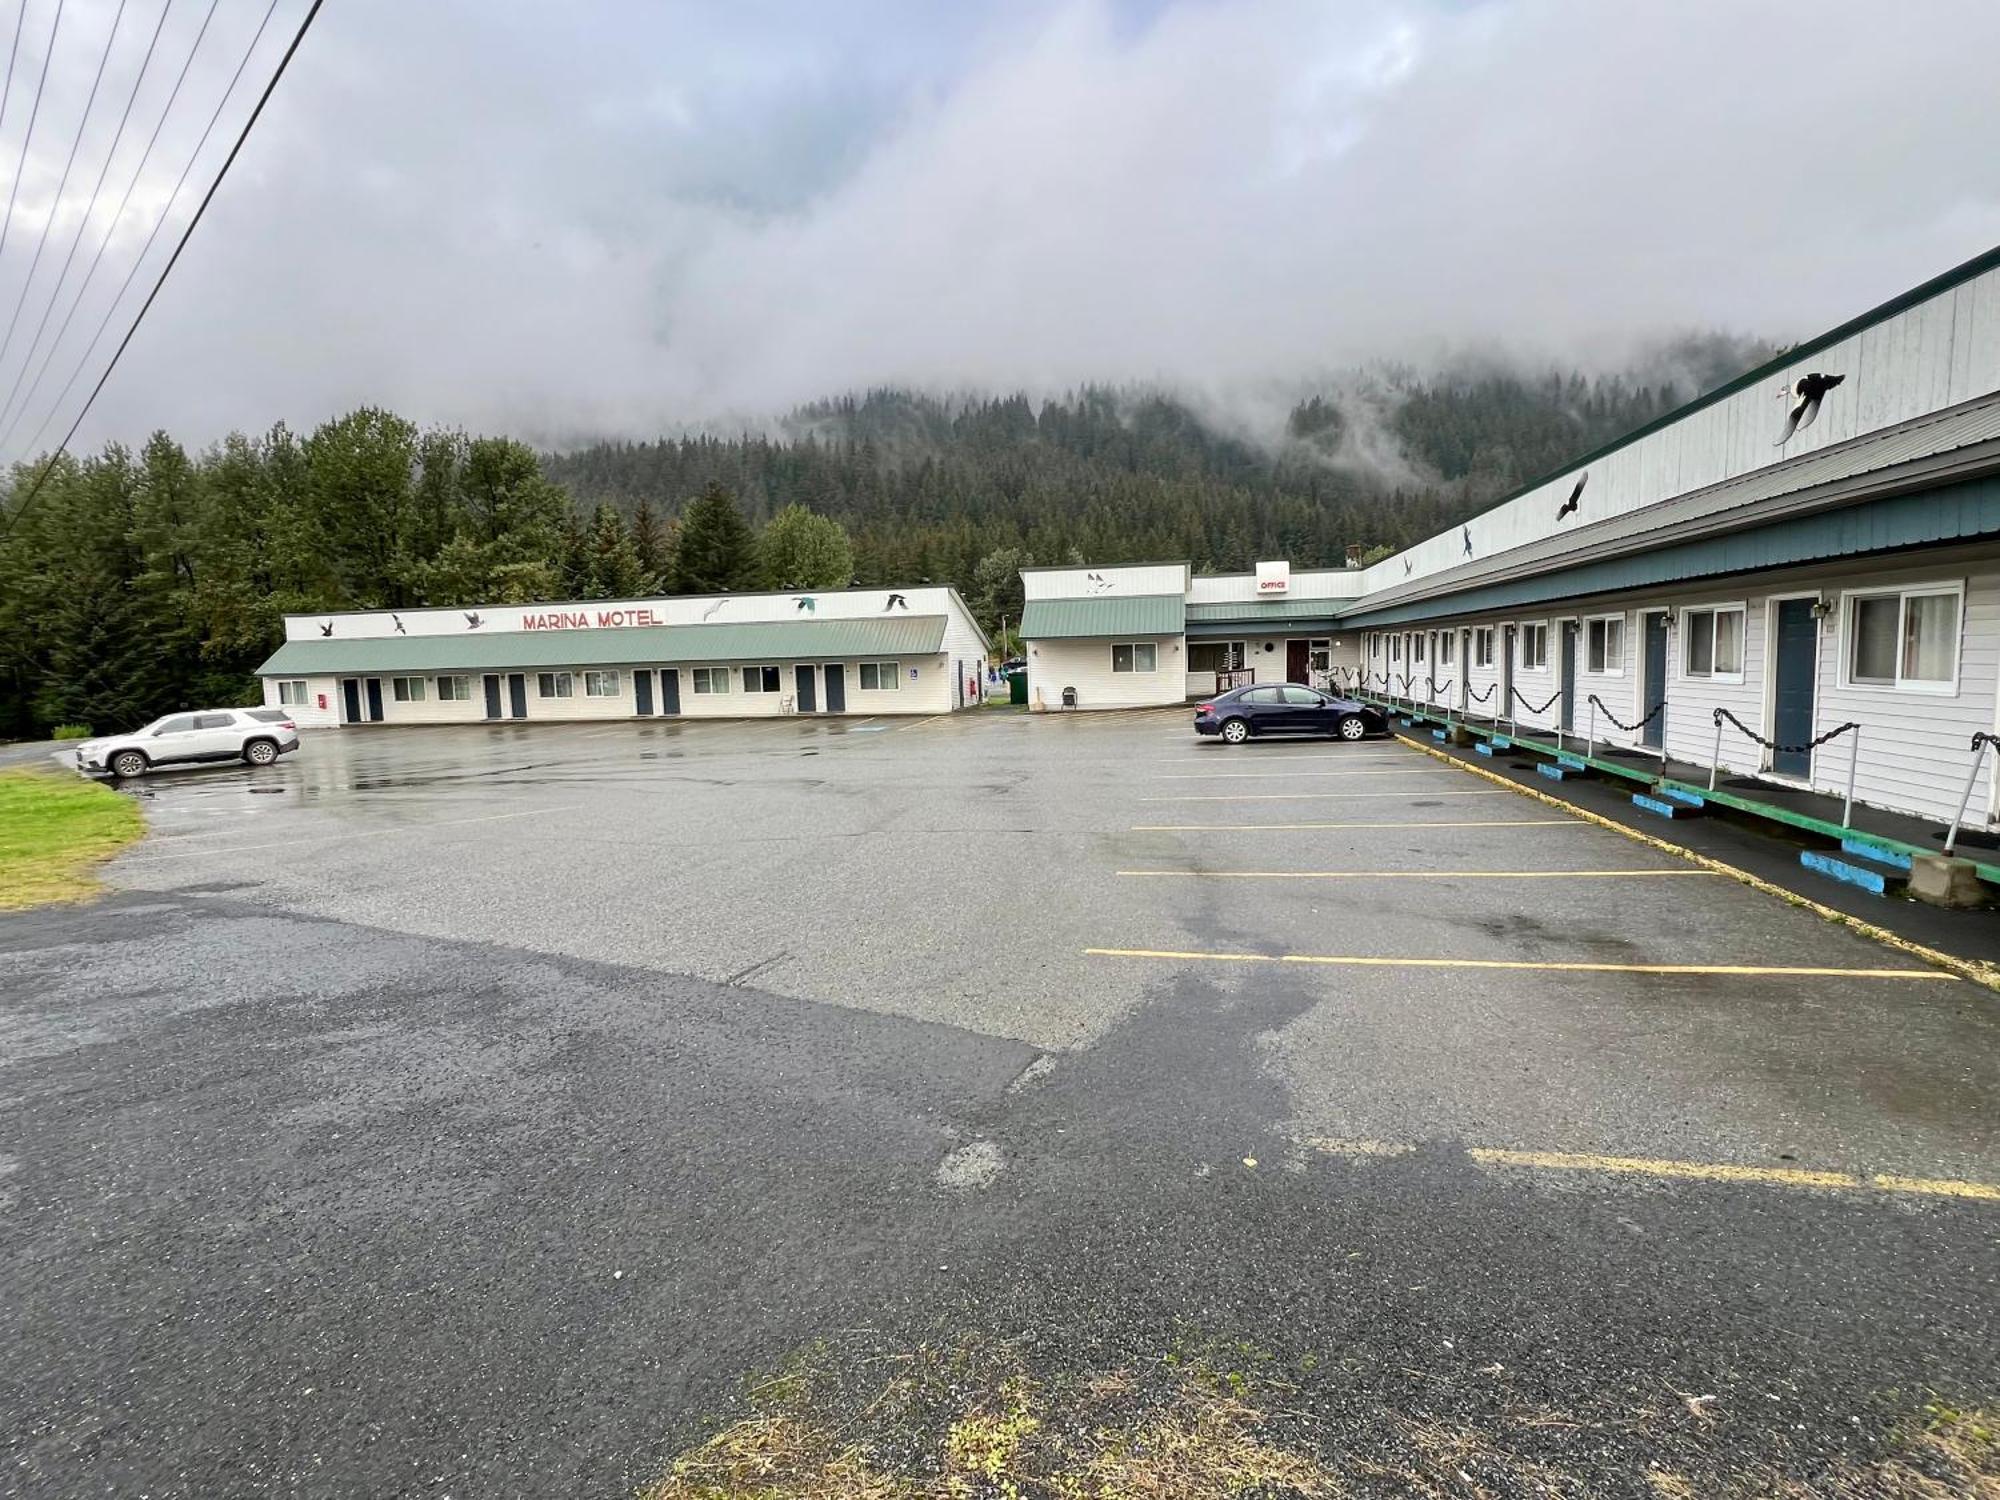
[{"xmin": 1008, "ymin": 670, "xmax": 1028, "ymax": 706}]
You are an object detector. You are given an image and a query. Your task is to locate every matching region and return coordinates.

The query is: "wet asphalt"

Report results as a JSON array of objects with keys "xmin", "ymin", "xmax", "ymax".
[{"xmin": 3, "ymin": 710, "xmax": 1998, "ymax": 1496}]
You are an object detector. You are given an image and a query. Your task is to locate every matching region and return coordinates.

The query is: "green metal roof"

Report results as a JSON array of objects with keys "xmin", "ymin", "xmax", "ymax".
[
  {"xmin": 1019, "ymin": 594, "xmax": 1185, "ymax": 639},
  {"xmin": 1185, "ymin": 598, "xmax": 1347, "ymax": 625},
  {"xmin": 1339, "ymin": 476, "xmax": 2000, "ymax": 627},
  {"xmin": 256, "ymin": 615, "xmax": 949, "ymax": 676}
]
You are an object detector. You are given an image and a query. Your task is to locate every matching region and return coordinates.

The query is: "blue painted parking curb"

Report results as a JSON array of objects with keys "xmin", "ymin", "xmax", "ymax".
[
  {"xmin": 1660, "ymin": 787, "xmax": 1706, "ymax": 809},
  {"xmin": 1801, "ymin": 849, "xmax": 1889, "ymax": 895},
  {"xmin": 1474, "ymin": 743, "xmax": 1494, "ymax": 758},
  {"xmin": 1841, "ymin": 838, "xmax": 1914, "ymax": 871},
  {"xmin": 1536, "ymin": 764, "xmax": 1568, "ymax": 782},
  {"xmin": 1632, "ymin": 792, "xmax": 1682, "ymax": 818},
  {"xmin": 1490, "ymin": 737, "xmax": 1511, "ymax": 750},
  {"xmin": 1431, "ymin": 729, "xmax": 1447, "ymax": 741}
]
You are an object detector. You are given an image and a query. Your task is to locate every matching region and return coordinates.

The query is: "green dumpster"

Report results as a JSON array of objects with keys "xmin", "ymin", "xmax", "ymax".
[{"xmin": 1008, "ymin": 670, "xmax": 1028, "ymax": 706}]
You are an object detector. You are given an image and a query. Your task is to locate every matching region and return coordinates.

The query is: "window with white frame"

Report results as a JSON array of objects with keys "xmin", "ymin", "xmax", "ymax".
[
  {"xmin": 692, "ymin": 667, "xmax": 729, "ymax": 694},
  {"xmin": 1682, "ymin": 606, "xmax": 1745, "ymax": 680},
  {"xmin": 435, "ymin": 675, "xmax": 471, "ymax": 700},
  {"xmin": 1519, "ymin": 622, "xmax": 1549, "ymax": 670},
  {"xmin": 1844, "ymin": 585, "xmax": 1961, "ymax": 690},
  {"xmin": 276, "ymin": 679, "xmax": 308, "ymax": 705},
  {"xmin": 391, "ymin": 675, "xmax": 427, "ymax": 702},
  {"xmin": 1390, "ymin": 636, "xmax": 1401, "ymax": 662},
  {"xmin": 1188, "ymin": 641, "xmax": 1245, "ymax": 674},
  {"xmin": 1412, "ymin": 634, "xmax": 1425, "ymax": 664},
  {"xmin": 1474, "ymin": 629, "xmax": 1494, "ymax": 668},
  {"xmin": 1586, "ymin": 616, "xmax": 1625, "ymax": 674},
  {"xmin": 1439, "ymin": 632, "xmax": 1454, "ymax": 666},
  {"xmin": 1111, "ymin": 642, "xmax": 1157, "ymax": 673},
  {"xmin": 858, "ymin": 661, "xmax": 900, "ymax": 690},
  {"xmin": 537, "ymin": 671, "xmax": 573, "ymax": 698},
  {"xmin": 583, "ymin": 670, "xmax": 621, "ymax": 697},
  {"xmin": 742, "ymin": 665, "xmax": 781, "ymax": 693}
]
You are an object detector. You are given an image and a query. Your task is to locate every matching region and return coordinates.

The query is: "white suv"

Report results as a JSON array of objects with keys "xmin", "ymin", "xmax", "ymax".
[{"xmin": 76, "ymin": 708, "xmax": 301, "ymax": 780}]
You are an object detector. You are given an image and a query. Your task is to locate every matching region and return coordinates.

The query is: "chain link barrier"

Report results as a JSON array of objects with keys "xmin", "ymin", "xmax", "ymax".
[
  {"xmin": 1709, "ymin": 706, "xmax": 1859, "ymax": 757},
  {"xmin": 1585, "ymin": 693, "xmax": 1663, "ymax": 734}
]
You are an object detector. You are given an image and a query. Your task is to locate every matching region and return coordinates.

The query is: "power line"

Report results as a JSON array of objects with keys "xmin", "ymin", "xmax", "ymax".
[
  {"xmin": 0, "ymin": 0, "xmax": 129, "ymax": 377},
  {"xmin": 1, "ymin": 0, "xmax": 320, "ymax": 533},
  {"xmin": 3, "ymin": 0, "xmax": 272, "ymax": 463},
  {"xmin": 0, "ymin": 0, "xmax": 174, "ymax": 434},
  {"xmin": 0, "ymin": 4, "xmax": 28, "ymax": 153},
  {"xmin": 0, "ymin": 0, "xmax": 219, "ymax": 447},
  {"xmin": 0, "ymin": 0, "xmax": 67, "ymax": 277}
]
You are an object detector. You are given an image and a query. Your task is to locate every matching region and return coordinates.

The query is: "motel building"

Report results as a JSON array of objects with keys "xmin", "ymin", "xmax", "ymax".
[
  {"xmin": 255, "ymin": 585, "xmax": 991, "ymax": 727},
  {"xmin": 1021, "ymin": 244, "xmax": 2000, "ymax": 839}
]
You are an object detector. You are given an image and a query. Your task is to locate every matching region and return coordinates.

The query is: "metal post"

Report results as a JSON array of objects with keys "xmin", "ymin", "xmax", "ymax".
[
  {"xmin": 1587, "ymin": 702, "xmax": 1597, "ymax": 759},
  {"xmin": 1709, "ymin": 713, "xmax": 1723, "ymax": 792},
  {"xmin": 1842, "ymin": 726, "xmax": 1860, "ymax": 829},
  {"xmin": 1943, "ymin": 736, "xmax": 1986, "ymax": 854}
]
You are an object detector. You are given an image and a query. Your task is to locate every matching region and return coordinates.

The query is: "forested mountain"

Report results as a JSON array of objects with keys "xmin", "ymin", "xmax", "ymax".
[{"xmin": 0, "ymin": 336, "xmax": 1772, "ymax": 738}]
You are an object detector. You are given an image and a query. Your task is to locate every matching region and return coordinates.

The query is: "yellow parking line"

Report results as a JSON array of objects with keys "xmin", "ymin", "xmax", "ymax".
[
  {"xmin": 1130, "ymin": 819, "xmax": 1584, "ymax": 831},
  {"xmin": 1393, "ymin": 734, "xmax": 2000, "ymax": 994},
  {"xmin": 1150, "ymin": 769, "xmax": 1450, "ymax": 781},
  {"xmin": 1116, "ymin": 868, "xmax": 1711, "ymax": 881},
  {"xmin": 1082, "ymin": 947, "xmax": 1955, "ymax": 980},
  {"xmin": 1469, "ymin": 1147, "xmax": 1856, "ymax": 1190},
  {"xmin": 1301, "ymin": 1140, "xmax": 2000, "ymax": 1201},
  {"xmin": 1142, "ymin": 790, "xmax": 1514, "ymax": 803}
]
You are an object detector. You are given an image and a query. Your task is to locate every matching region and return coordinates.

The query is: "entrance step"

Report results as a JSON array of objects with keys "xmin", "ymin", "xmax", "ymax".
[
  {"xmin": 1840, "ymin": 838, "xmax": 1914, "ymax": 872},
  {"xmin": 1800, "ymin": 849, "xmax": 1905, "ymax": 897},
  {"xmin": 1659, "ymin": 787, "xmax": 1706, "ymax": 810}
]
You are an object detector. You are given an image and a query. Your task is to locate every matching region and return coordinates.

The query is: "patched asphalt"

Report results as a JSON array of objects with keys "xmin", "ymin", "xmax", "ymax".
[{"xmin": 3, "ymin": 711, "xmax": 1998, "ymax": 1495}]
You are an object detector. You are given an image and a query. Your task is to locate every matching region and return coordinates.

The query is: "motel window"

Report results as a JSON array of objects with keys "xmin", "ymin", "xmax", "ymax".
[
  {"xmin": 858, "ymin": 661, "xmax": 900, "ymax": 690},
  {"xmin": 537, "ymin": 672, "xmax": 573, "ymax": 698},
  {"xmin": 1188, "ymin": 641, "xmax": 1245, "ymax": 674},
  {"xmin": 1438, "ymin": 633, "xmax": 1454, "ymax": 667},
  {"xmin": 1519, "ymin": 623, "xmax": 1549, "ymax": 671},
  {"xmin": 1412, "ymin": 634, "xmax": 1425, "ymax": 664},
  {"xmin": 583, "ymin": 670, "xmax": 621, "ymax": 697},
  {"xmin": 742, "ymin": 665, "xmax": 781, "ymax": 693},
  {"xmin": 1845, "ymin": 585, "xmax": 1961, "ymax": 691},
  {"xmin": 692, "ymin": 667, "xmax": 730, "ymax": 694},
  {"xmin": 276, "ymin": 679, "xmax": 308, "ymax": 705},
  {"xmin": 1586, "ymin": 616, "xmax": 1625, "ymax": 674},
  {"xmin": 436, "ymin": 675, "xmax": 472, "ymax": 701},
  {"xmin": 1473, "ymin": 629, "xmax": 1494, "ymax": 668},
  {"xmin": 391, "ymin": 675, "xmax": 427, "ymax": 703},
  {"xmin": 1682, "ymin": 606, "xmax": 1745, "ymax": 680},
  {"xmin": 1111, "ymin": 642, "xmax": 1157, "ymax": 673},
  {"xmin": 1390, "ymin": 636, "xmax": 1401, "ymax": 662}
]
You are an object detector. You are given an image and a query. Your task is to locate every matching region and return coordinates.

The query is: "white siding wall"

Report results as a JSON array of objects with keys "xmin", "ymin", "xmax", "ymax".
[
  {"xmin": 262, "ymin": 674, "xmax": 341, "ymax": 729},
  {"xmin": 938, "ymin": 598, "xmax": 992, "ymax": 708},
  {"xmin": 1023, "ymin": 564, "xmax": 1187, "ymax": 600},
  {"xmin": 1029, "ymin": 636, "xmax": 1183, "ymax": 710},
  {"xmin": 1572, "ymin": 610, "xmax": 1641, "ymax": 750}
]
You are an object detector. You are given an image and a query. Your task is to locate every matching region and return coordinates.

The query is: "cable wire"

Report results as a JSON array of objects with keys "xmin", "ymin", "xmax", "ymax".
[
  {"xmin": 0, "ymin": 0, "xmax": 66, "ymax": 276},
  {"xmin": 1, "ymin": 0, "xmax": 320, "ymax": 532},
  {"xmin": 0, "ymin": 3, "xmax": 28, "ymax": 157},
  {"xmin": 0, "ymin": 0, "xmax": 129, "ymax": 376},
  {"xmin": 0, "ymin": 0, "xmax": 218, "ymax": 446},
  {"xmin": 0, "ymin": 0, "xmax": 172, "ymax": 432}
]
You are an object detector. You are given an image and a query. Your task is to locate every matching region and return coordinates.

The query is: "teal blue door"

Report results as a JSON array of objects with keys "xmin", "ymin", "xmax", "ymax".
[{"xmin": 1771, "ymin": 600, "xmax": 1818, "ymax": 777}]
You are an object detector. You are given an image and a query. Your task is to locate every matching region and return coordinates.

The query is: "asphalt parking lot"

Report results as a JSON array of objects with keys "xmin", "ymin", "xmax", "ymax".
[{"xmin": 5, "ymin": 708, "xmax": 1999, "ymax": 1494}]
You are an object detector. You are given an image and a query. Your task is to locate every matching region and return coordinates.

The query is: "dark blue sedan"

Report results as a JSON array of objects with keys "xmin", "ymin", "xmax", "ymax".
[{"xmin": 1193, "ymin": 684, "xmax": 1388, "ymax": 744}]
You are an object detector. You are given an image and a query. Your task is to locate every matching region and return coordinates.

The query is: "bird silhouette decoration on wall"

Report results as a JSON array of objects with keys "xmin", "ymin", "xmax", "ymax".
[
  {"xmin": 391, "ymin": 613, "xmax": 407, "ymax": 635},
  {"xmin": 701, "ymin": 599, "xmax": 728, "ymax": 621},
  {"xmin": 795, "ymin": 596, "xmax": 816, "ymax": 613},
  {"xmin": 464, "ymin": 612, "xmax": 484, "ymax": 629},
  {"xmin": 885, "ymin": 593, "xmax": 909, "ymax": 611},
  {"xmin": 318, "ymin": 620, "xmax": 333, "ymax": 637},
  {"xmin": 1776, "ymin": 373, "xmax": 1844, "ymax": 445},
  {"xmin": 1085, "ymin": 571, "xmax": 1112, "ymax": 595},
  {"xmin": 1557, "ymin": 472, "xmax": 1588, "ymax": 522},
  {"xmin": 1403, "ymin": 558, "xmax": 1413, "ymax": 576},
  {"xmin": 1462, "ymin": 526, "xmax": 1474, "ymax": 557}
]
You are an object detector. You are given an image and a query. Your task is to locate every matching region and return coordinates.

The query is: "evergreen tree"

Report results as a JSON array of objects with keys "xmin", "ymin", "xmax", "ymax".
[
  {"xmin": 757, "ymin": 503, "xmax": 854, "ymax": 590},
  {"xmin": 629, "ymin": 495, "xmax": 666, "ymax": 587},
  {"xmin": 668, "ymin": 482, "xmax": 758, "ymax": 594},
  {"xmin": 586, "ymin": 502, "xmax": 644, "ymax": 599}
]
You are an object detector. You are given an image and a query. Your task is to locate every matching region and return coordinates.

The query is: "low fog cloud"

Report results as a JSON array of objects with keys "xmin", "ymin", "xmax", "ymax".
[{"xmin": 34, "ymin": 0, "xmax": 2000, "ymax": 453}]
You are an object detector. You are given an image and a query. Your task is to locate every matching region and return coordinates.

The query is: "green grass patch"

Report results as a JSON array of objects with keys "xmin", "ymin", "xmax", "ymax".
[
  {"xmin": 51, "ymin": 724, "xmax": 92, "ymax": 740},
  {"xmin": 0, "ymin": 769, "xmax": 145, "ymax": 910}
]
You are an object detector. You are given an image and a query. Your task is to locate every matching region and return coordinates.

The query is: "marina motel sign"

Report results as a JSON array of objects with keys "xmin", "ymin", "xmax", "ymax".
[{"xmin": 518, "ymin": 607, "xmax": 664, "ymax": 630}]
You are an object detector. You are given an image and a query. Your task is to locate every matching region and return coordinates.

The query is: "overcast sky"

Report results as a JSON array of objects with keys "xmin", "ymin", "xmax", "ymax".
[{"xmin": 0, "ymin": 0, "xmax": 1995, "ymax": 458}]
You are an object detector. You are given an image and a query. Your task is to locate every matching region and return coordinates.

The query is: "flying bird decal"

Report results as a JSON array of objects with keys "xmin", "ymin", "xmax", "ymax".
[
  {"xmin": 1462, "ymin": 526, "xmax": 1473, "ymax": 558},
  {"xmin": 701, "ymin": 599, "xmax": 728, "ymax": 621},
  {"xmin": 1403, "ymin": 558, "xmax": 1413, "ymax": 577},
  {"xmin": 885, "ymin": 593, "xmax": 909, "ymax": 611},
  {"xmin": 464, "ymin": 612, "xmax": 483, "ymax": 629},
  {"xmin": 318, "ymin": 621, "xmax": 333, "ymax": 637},
  {"xmin": 1776, "ymin": 372, "xmax": 1844, "ymax": 445},
  {"xmin": 391, "ymin": 613, "xmax": 407, "ymax": 635},
  {"xmin": 795, "ymin": 596, "xmax": 816, "ymax": 613},
  {"xmin": 1557, "ymin": 471, "xmax": 1587, "ymax": 522},
  {"xmin": 1085, "ymin": 571, "xmax": 1111, "ymax": 594}
]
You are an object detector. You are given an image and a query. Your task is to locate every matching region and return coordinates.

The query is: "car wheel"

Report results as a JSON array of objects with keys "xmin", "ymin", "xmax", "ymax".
[
  {"xmin": 244, "ymin": 738, "xmax": 278, "ymax": 766},
  {"xmin": 110, "ymin": 750, "xmax": 148, "ymax": 779},
  {"xmin": 1220, "ymin": 717, "xmax": 1250, "ymax": 744},
  {"xmin": 1337, "ymin": 715, "xmax": 1367, "ymax": 741}
]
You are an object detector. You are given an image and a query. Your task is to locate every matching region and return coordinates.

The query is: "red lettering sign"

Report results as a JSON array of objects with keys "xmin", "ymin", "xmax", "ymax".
[{"xmin": 521, "ymin": 606, "xmax": 659, "ymax": 631}]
